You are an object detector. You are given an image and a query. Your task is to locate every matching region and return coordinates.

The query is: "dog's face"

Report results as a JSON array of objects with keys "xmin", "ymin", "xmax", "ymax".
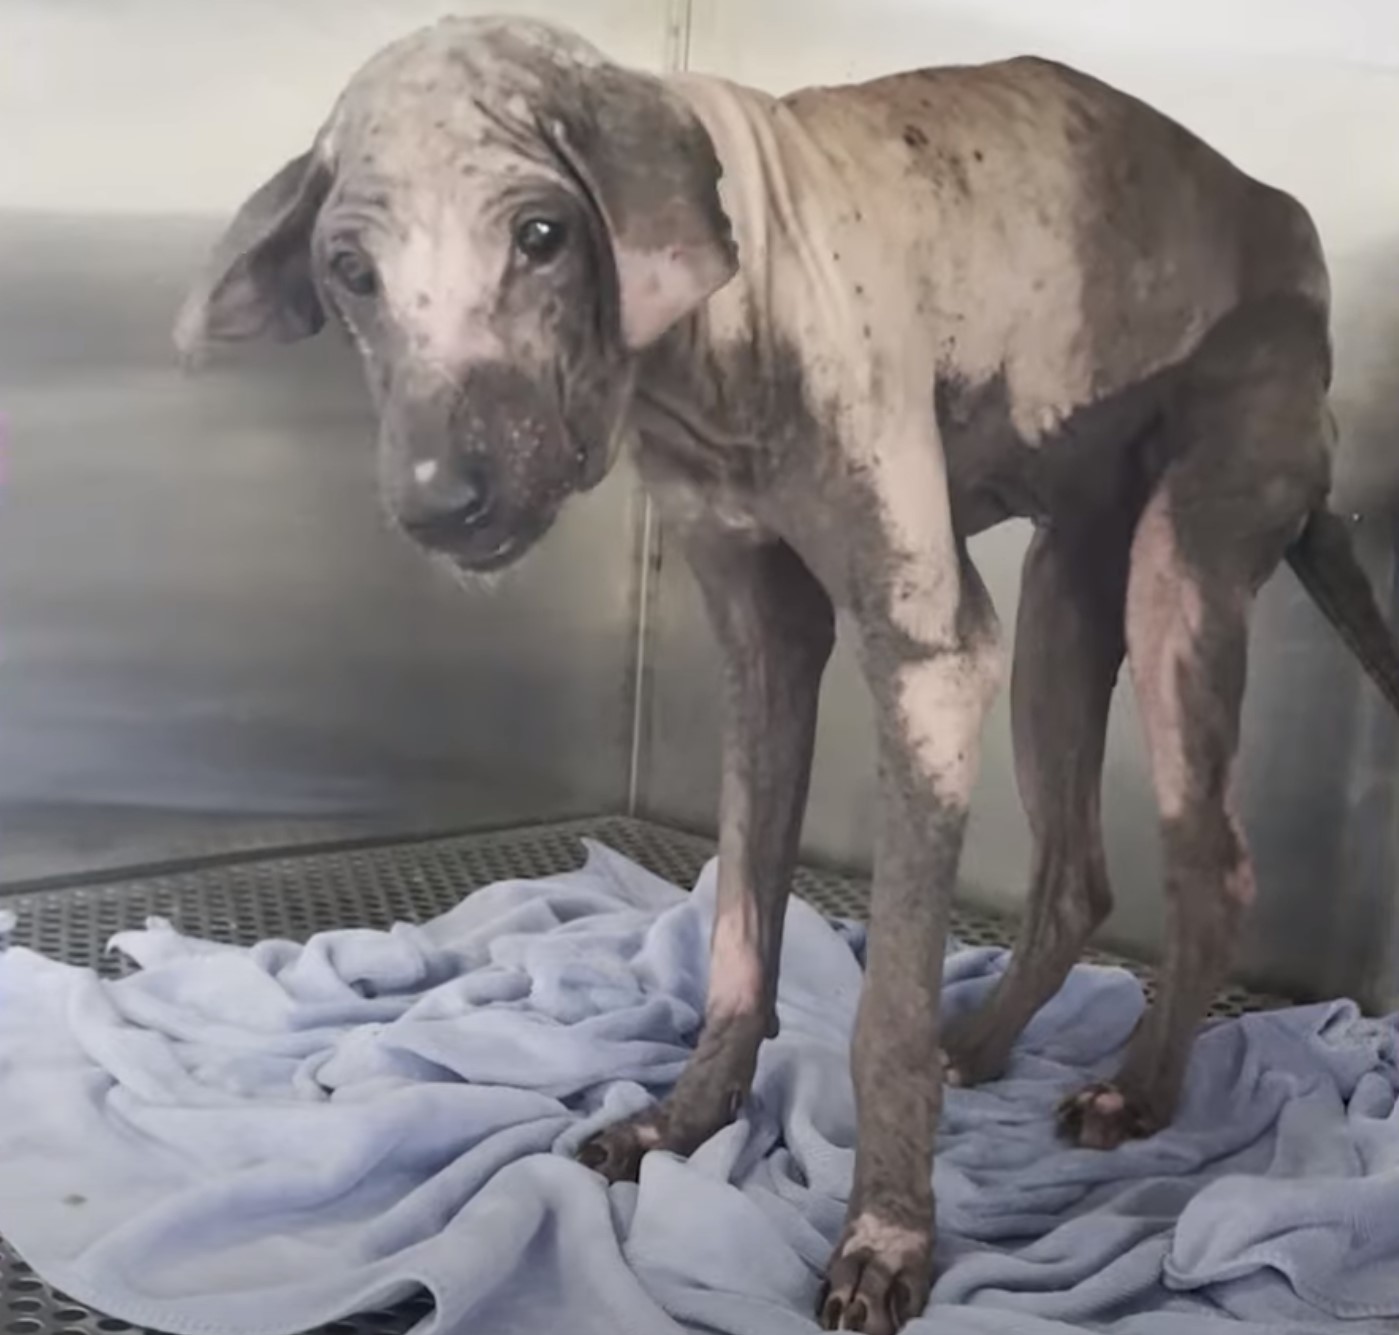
[{"xmin": 176, "ymin": 17, "xmax": 736, "ymax": 573}]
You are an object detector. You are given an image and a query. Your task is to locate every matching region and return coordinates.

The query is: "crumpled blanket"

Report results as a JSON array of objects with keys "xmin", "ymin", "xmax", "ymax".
[{"xmin": 0, "ymin": 841, "xmax": 1395, "ymax": 1335}]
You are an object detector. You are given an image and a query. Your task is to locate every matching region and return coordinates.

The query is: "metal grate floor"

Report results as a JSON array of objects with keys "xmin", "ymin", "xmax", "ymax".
[{"xmin": 0, "ymin": 815, "xmax": 1278, "ymax": 1335}]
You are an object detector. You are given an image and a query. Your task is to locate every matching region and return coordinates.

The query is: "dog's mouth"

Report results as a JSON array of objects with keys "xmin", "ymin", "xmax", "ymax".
[
  {"xmin": 451, "ymin": 534, "xmax": 529, "ymax": 573},
  {"xmin": 406, "ymin": 505, "xmax": 559, "ymax": 575}
]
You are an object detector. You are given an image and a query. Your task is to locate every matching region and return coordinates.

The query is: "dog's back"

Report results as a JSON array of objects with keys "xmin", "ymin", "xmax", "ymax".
[{"xmin": 766, "ymin": 57, "xmax": 1328, "ymax": 422}]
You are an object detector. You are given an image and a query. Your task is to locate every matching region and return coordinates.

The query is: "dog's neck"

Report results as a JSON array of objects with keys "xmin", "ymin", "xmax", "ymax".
[{"xmin": 630, "ymin": 72, "xmax": 845, "ymax": 494}]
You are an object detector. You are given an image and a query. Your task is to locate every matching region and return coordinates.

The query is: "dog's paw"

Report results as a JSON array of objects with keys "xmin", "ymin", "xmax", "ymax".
[
  {"xmin": 576, "ymin": 1115, "xmax": 664, "ymax": 1183},
  {"xmin": 819, "ymin": 1214, "xmax": 932, "ymax": 1334},
  {"xmin": 1056, "ymin": 1080, "xmax": 1162, "ymax": 1150}
]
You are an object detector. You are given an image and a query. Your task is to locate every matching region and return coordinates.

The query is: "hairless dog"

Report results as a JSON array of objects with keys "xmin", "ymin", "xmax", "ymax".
[{"xmin": 175, "ymin": 18, "xmax": 1399, "ymax": 1332}]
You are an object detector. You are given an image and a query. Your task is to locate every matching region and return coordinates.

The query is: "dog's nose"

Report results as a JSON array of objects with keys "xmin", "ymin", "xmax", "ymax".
[{"xmin": 400, "ymin": 459, "xmax": 494, "ymax": 541}]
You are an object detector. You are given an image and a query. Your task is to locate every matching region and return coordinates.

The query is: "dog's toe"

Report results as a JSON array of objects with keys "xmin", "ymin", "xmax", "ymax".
[{"xmin": 820, "ymin": 1216, "xmax": 932, "ymax": 1334}]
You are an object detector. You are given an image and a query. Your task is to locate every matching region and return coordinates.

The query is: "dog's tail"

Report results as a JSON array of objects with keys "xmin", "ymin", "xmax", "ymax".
[{"xmin": 1285, "ymin": 508, "xmax": 1399, "ymax": 714}]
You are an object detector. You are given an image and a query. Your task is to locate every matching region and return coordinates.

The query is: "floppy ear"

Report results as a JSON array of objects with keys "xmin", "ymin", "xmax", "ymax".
[
  {"xmin": 548, "ymin": 71, "xmax": 738, "ymax": 351},
  {"xmin": 174, "ymin": 148, "xmax": 332, "ymax": 363}
]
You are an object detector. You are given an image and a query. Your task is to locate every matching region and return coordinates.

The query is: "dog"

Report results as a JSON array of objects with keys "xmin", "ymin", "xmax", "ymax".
[{"xmin": 175, "ymin": 17, "xmax": 1399, "ymax": 1332}]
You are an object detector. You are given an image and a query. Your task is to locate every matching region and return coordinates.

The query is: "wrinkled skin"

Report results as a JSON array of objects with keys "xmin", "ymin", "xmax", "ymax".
[{"xmin": 177, "ymin": 17, "xmax": 1399, "ymax": 1334}]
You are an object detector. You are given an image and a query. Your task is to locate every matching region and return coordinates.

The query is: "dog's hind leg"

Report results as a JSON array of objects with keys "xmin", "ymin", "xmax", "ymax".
[
  {"xmin": 1060, "ymin": 297, "xmax": 1331, "ymax": 1149},
  {"xmin": 942, "ymin": 520, "xmax": 1130, "ymax": 1086}
]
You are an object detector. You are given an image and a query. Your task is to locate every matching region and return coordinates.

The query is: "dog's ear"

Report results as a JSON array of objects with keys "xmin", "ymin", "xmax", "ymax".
[
  {"xmin": 547, "ymin": 72, "xmax": 738, "ymax": 351},
  {"xmin": 174, "ymin": 148, "xmax": 332, "ymax": 364}
]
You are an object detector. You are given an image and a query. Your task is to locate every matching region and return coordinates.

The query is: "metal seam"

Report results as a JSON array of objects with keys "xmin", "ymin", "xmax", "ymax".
[{"xmin": 626, "ymin": 0, "xmax": 694, "ymax": 815}]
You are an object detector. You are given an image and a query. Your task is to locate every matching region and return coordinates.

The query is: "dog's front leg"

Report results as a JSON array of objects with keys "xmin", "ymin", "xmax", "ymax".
[
  {"xmin": 822, "ymin": 536, "xmax": 1002, "ymax": 1330},
  {"xmin": 579, "ymin": 530, "xmax": 833, "ymax": 1182}
]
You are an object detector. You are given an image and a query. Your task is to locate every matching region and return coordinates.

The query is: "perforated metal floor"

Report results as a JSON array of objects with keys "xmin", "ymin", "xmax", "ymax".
[{"xmin": 0, "ymin": 815, "xmax": 1277, "ymax": 1335}]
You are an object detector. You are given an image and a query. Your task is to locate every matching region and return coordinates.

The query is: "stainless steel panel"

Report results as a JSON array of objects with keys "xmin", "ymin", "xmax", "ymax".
[
  {"xmin": 9, "ymin": 0, "xmax": 1399, "ymax": 1008},
  {"xmin": 637, "ymin": 1, "xmax": 1399, "ymax": 1006},
  {"xmin": 0, "ymin": 212, "xmax": 644, "ymax": 883}
]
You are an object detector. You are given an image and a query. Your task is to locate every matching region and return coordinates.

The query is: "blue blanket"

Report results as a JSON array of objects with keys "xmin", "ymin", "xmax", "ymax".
[{"xmin": 0, "ymin": 842, "xmax": 1396, "ymax": 1335}]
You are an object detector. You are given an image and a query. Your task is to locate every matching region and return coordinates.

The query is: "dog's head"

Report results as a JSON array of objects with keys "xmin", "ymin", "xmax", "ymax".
[{"xmin": 176, "ymin": 17, "xmax": 736, "ymax": 573}]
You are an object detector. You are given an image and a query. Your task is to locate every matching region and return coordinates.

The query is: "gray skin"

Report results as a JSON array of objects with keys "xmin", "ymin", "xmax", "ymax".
[{"xmin": 175, "ymin": 17, "xmax": 1399, "ymax": 1335}]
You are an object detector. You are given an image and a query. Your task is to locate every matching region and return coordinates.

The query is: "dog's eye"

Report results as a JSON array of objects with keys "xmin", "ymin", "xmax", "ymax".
[
  {"xmin": 514, "ymin": 217, "xmax": 567, "ymax": 265},
  {"xmin": 329, "ymin": 247, "xmax": 377, "ymax": 298}
]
